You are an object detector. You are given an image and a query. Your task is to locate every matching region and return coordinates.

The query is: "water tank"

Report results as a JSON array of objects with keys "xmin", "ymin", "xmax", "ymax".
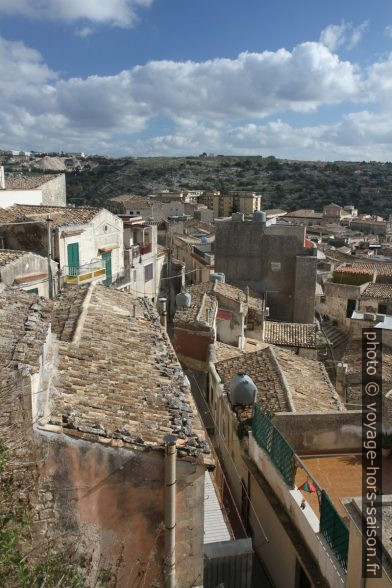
[
  {"xmin": 176, "ymin": 291, "xmax": 192, "ymax": 310},
  {"xmin": 210, "ymin": 272, "xmax": 225, "ymax": 283},
  {"xmin": 200, "ymin": 236, "xmax": 209, "ymax": 244},
  {"xmin": 253, "ymin": 210, "xmax": 266, "ymax": 224},
  {"xmin": 230, "ymin": 372, "xmax": 257, "ymax": 406}
]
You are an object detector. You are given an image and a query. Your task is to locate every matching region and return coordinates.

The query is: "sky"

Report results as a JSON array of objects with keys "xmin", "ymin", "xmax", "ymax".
[{"xmin": 1, "ymin": 0, "xmax": 392, "ymax": 160}]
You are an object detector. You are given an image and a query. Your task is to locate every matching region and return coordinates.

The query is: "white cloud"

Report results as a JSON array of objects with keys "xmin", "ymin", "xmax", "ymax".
[
  {"xmin": 1, "ymin": 34, "xmax": 392, "ymax": 160},
  {"xmin": 320, "ymin": 21, "xmax": 368, "ymax": 52},
  {"xmin": 74, "ymin": 26, "xmax": 94, "ymax": 38},
  {"xmin": 385, "ymin": 25, "xmax": 392, "ymax": 38},
  {"xmin": 0, "ymin": 0, "xmax": 153, "ymax": 27}
]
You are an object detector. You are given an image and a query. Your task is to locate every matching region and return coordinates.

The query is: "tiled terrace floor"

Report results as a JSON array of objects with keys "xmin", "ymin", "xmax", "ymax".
[{"xmin": 295, "ymin": 454, "xmax": 392, "ymax": 522}]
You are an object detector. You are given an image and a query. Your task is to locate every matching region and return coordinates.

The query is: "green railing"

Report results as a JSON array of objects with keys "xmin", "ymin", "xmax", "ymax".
[
  {"xmin": 320, "ymin": 490, "xmax": 349, "ymax": 572},
  {"xmin": 252, "ymin": 404, "xmax": 295, "ymax": 488}
]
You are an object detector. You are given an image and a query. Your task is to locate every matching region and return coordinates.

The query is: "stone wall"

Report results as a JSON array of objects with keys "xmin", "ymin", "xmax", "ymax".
[
  {"xmin": 272, "ymin": 411, "xmax": 363, "ymax": 453},
  {"xmin": 40, "ymin": 174, "xmax": 66, "ymax": 206}
]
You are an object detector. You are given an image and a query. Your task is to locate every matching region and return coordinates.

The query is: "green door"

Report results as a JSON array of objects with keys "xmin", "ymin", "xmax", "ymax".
[
  {"xmin": 67, "ymin": 243, "xmax": 80, "ymax": 276},
  {"xmin": 26, "ymin": 288, "xmax": 39, "ymax": 294},
  {"xmin": 102, "ymin": 251, "xmax": 112, "ymax": 286}
]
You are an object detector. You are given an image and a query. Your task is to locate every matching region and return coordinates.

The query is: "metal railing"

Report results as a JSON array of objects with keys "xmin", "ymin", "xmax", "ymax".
[
  {"xmin": 63, "ymin": 259, "xmax": 106, "ymax": 285},
  {"xmin": 252, "ymin": 404, "xmax": 295, "ymax": 488},
  {"xmin": 320, "ymin": 490, "xmax": 349, "ymax": 572}
]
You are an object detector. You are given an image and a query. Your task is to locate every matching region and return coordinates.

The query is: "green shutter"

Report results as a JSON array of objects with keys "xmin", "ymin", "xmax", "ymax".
[
  {"xmin": 102, "ymin": 252, "xmax": 112, "ymax": 286},
  {"xmin": 26, "ymin": 288, "xmax": 39, "ymax": 295},
  {"xmin": 67, "ymin": 243, "xmax": 80, "ymax": 276}
]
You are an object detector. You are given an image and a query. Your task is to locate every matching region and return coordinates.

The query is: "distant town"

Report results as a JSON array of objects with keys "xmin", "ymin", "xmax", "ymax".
[{"xmin": 1, "ymin": 159, "xmax": 391, "ymax": 587}]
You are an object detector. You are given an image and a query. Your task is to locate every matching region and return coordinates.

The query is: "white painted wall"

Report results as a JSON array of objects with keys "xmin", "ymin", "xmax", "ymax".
[{"xmin": 0, "ymin": 189, "xmax": 42, "ymax": 208}]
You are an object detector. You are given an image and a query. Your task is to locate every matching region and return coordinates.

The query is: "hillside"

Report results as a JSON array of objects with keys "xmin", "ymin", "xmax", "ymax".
[{"xmin": 2, "ymin": 154, "xmax": 392, "ymax": 215}]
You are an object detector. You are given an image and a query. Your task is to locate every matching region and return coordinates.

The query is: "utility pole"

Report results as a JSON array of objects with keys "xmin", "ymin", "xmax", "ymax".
[{"xmin": 47, "ymin": 215, "xmax": 53, "ymax": 300}]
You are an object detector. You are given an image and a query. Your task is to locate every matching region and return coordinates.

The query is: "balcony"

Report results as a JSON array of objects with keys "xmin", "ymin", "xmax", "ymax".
[
  {"xmin": 63, "ymin": 259, "xmax": 106, "ymax": 285},
  {"xmin": 128, "ymin": 242, "xmax": 152, "ymax": 259}
]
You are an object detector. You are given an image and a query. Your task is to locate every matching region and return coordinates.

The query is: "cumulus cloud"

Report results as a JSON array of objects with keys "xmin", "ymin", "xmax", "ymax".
[
  {"xmin": 1, "ymin": 33, "xmax": 392, "ymax": 159},
  {"xmin": 320, "ymin": 21, "xmax": 368, "ymax": 51},
  {"xmin": 0, "ymin": 0, "xmax": 153, "ymax": 27}
]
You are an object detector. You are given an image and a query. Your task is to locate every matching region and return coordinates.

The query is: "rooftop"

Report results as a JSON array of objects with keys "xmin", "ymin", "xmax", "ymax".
[
  {"xmin": 285, "ymin": 209, "xmax": 323, "ymax": 219},
  {"xmin": 214, "ymin": 345, "xmax": 344, "ymax": 420},
  {"xmin": 0, "ymin": 204, "xmax": 101, "ymax": 228},
  {"xmin": 362, "ymin": 283, "xmax": 392, "ymax": 298},
  {"xmin": 0, "ymin": 249, "xmax": 30, "ymax": 268},
  {"xmin": 3, "ymin": 173, "xmax": 62, "ymax": 191},
  {"xmin": 263, "ymin": 321, "xmax": 316, "ymax": 349},
  {"xmin": 1, "ymin": 285, "xmax": 207, "ymax": 457}
]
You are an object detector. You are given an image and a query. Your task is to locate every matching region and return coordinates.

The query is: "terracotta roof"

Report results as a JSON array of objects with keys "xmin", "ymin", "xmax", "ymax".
[
  {"xmin": 3, "ymin": 173, "xmax": 61, "ymax": 190},
  {"xmin": 263, "ymin": 321, "xmax": 317, "ymax": 348},
  {"xmin": 109, "ymin": 194, "xmax": 151, "ymax": 208},
  {"xmin": 214, "ymin": 280, "xmax": 263, "ymax": 311},
  {"xmin": 0, "ymin": 249, "xmax": 30, "ymax": 268},
  {"xmin": 214, "ymin": 345, "xmax": 344, "ymax": 419},
  {"xmin": 273, "ymin": 348, "xmax": 344, "ymax": 412},
  {"xmin": 0, "ymin": 204, "xmax": 101, "ymax": 227},
  {"xmin": 1, "ymin": 285, "xmax": 207, "ymax": 456},
  {"xmin": 285, "ymin": 209, "xmax": 323, "ymax": 219},
  {"xmin": 362, "ymin": 283, "xmax": 392, "ymax": 299}
]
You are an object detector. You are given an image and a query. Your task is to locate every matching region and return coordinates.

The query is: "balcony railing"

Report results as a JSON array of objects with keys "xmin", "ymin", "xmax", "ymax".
[
  {"xmin": 129, "ymin": 243, "xmax": 152, "ymax": 258},
  {"xmin": 63, "ymin": 259, "xmax": 106, "ymax": 285}
]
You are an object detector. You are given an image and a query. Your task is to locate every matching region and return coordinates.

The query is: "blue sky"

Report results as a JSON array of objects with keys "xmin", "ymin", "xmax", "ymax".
[{"xmin": 1, "ymin": 0, "xmax": 392, "ymax": 160}]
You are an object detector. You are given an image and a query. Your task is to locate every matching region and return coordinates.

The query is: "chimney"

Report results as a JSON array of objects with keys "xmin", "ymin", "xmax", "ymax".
[{"xmin": 0, "ymin": 166, "xmax": 5, "ymax": 190}]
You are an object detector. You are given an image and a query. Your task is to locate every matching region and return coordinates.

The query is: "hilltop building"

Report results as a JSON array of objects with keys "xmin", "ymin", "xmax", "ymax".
[{"xmin": 199, "ymin": 191, "xmax": 262, "ymax": 218}]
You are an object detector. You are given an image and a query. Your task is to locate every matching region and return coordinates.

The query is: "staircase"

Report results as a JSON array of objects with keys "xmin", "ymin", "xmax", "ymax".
[{"xmin": 321, "ymin": 321, "xmax": 349, "ymax": 361}]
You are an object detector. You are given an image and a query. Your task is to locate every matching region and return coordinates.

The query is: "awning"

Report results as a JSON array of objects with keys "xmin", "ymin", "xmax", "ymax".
[
  {"xmin": 14, "ymin": 273, "xmax": 48, "ymax": 284},
  {"xmin": 98, "ymin": 244, "xmax": 119, "ymax": 253}
]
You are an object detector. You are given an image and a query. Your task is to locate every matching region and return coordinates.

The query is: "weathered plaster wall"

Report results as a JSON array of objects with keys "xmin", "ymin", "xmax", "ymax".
[
  {"xmin": 36, "ymin": 432, "xmax": 205, "ymax": 587},
  {"xmin": 215, "ymin": 219, "xmax": 316, "ymax": 323},
  {"xmin": 0, "ymin": 252, "xmax": 58, "ymax": 297},
  {"xmin": 272, "ymin": 411, "xmax": 363, "ymax": 454}
]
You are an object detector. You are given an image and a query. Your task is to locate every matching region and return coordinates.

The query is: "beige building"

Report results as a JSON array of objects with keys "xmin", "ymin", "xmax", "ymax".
[
  {"xmin": 0, "ymin": 285, "xmax": 210, "ymax": 587},
  {"xmin": 199, "ymin": 191, "xmax": 262, "ymax": 217}
]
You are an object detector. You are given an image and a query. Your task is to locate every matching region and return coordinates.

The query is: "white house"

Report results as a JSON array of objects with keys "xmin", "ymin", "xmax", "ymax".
[
  {"xmin": 0, "ymin": 205, "xmax": 124, "ymax": 287},
  {"xmin": 0, "ymin": 249, "xmax": 58, "ymax": 297}
]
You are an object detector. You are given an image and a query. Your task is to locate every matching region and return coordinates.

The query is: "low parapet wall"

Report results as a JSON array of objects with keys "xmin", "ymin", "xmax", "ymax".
[{"xmin": 272, "ymin": 411, "xmax": 362, "ymax": 454}]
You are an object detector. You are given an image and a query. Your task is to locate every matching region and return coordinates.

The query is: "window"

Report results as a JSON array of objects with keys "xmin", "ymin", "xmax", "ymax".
[
  {"xmin": 346, "ymin": 298, "xmax": 356, "ymax": 318},
  {"xmin": 378, "ymin": 303, "xmax": 387, "ymax": 314},
  {"xmin": 320, "ymin": 296, "xmax": 326, "ymax": 304},
  {"xmin": 144, "ymin": 263, "xmax": 153, "ymax": 282}
]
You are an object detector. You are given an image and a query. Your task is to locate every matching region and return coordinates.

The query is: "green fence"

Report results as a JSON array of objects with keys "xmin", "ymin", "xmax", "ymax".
[
  {"xmin": 252, "ymin": 404, "xmax": 295, "ymax": 488},
  {"xmin": 320, "ymin": 490, "xmax": 349, "ymax": 572}
]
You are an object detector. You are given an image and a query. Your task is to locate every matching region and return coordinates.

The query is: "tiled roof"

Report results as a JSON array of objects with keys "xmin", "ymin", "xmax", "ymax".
[
  {"xmin": 214, "ymin": 345, "xmax": 344, "ymax": 418},
  {"xmin": 0, "ymin": 204, "xmax": 101, "ymax": 227},
  {"xmin": 174, "ymin": 282, "xmax": 217, "ymax": 328},
  {"xmin": 263, "ymin": 321, "xmax": 317, "ymax": 348},
  {"xmin": 109, "ymin": 194, "xmax": 151, "ymax": 207},
  {"xmin": 285, "ymin": 209, "xmax": 323, "ymax": 219},
  {"xmin": 174, "ymin": 281, "xmax": 263, "ymax": 327},
  {"xmin": 3, "ymin": 173, "xmax": 61, "ymax": 190},
  {"xmin": 362, "ymin": 283, "xmax": 392, "ymax": 298},
  {"xmin": 215, "ymin": 347, "xmax": 290, "ymax": 418},
  {"xmin": 214, "ymin": 280, "xmax": 263, "ymax": 311},
  {"xmin": 273, "ymin": 348, "xmax": 344, "ymax": 412},
  {"xmin": 0, "ymin": 249, "xmax": 30, "ymax": 268},
  {"xmin": 1, "ymin": 285, "xmax": 207, "ymax": 456}
]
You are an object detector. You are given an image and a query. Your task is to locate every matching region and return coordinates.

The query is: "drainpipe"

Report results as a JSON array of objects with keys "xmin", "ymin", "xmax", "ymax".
[
  {"xmin": 47, "ymin": 216, "xmax": 53, "ymax": 299},
  {"xmin": 164, "ymin": 441, "xmax": 176, "ymax": 588}
]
